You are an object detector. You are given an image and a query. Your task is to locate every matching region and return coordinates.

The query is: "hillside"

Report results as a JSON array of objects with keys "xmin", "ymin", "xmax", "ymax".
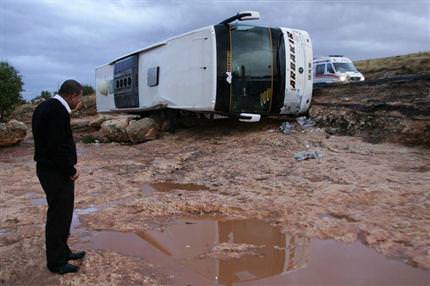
[{"xmin": 354, "ymin": 51, "xmax": 430, "ymax": 80}]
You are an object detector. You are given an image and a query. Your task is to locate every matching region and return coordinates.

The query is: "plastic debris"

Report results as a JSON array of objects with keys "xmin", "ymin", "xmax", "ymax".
[
  {"xmin": 296, "ymin": 116, "xmax": 315, "ymax": 129},
  {"xmin": 294, "ymin": 151, "xmax": 323, "ymax": 161},
  {"xmin": 280, "ymin": 121, "xmax": 293, "ymax": 134}
]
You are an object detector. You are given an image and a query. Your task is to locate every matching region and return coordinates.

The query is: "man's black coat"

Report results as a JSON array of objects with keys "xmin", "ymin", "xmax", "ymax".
[{"xmin": 32, "ymin": 98, "xmax": 77, "ymax": 177}]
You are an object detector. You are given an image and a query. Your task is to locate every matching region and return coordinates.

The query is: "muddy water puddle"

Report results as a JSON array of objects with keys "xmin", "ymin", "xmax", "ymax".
[
  {"xmin": 71, "ymin": 206, "xmax": 99, "ymax": 229},
  {"xmin": 31, "ymin": 197, "xmax": 46, "ymax": 206},
  {"xmin": 75, "ymin": 217, "xmax": 430, "ymax": 286}
]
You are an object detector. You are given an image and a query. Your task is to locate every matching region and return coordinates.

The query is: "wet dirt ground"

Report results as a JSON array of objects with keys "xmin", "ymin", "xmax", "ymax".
[{"xmin": 1, "ymin": 119, "xmax": 429, "ymax": 285}]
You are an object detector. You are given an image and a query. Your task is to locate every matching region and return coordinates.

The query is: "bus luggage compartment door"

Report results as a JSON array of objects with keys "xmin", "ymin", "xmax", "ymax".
[{"xmin": 113, "ymin": 55, "xmax": 139, "ymax": 108}]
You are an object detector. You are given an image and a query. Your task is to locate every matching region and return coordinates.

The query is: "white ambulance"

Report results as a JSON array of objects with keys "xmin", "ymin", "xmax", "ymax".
[{"xmin": 313, "ymin": 55, "xmax": 364, "ymax": 84}]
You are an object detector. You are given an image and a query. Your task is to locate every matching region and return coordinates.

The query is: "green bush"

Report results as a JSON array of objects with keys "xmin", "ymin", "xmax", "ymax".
[
  {"xmin": 0, "ymin": 62, "xmax": 24, "ymax": 122},
  {"xmin": 40, "ymin": 90, "xmax": 52, "ymax": 99},
  {"xmin": 82, "ymin": 85, "xmax": 95, "ymax": 96}
]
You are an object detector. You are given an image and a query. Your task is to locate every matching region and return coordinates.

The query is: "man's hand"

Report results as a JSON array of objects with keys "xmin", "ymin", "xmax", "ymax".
[
  {"xmin": 70, "ymin": 169, "xmax": 80, "ymax": 181},
  {"xmin": 74, "ymin": 101, "xmax": 83, "ymax": 111}
]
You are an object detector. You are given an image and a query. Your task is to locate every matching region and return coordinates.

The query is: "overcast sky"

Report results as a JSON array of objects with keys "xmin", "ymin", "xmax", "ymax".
[{"xmin": 1, "ymin": 0, "xmax": 429, "ymax": 100}]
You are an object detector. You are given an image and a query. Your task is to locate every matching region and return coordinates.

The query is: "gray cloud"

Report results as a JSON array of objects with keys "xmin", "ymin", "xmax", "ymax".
[{"xmin": 0, "ymin": 0, "xmax": 429, "ymax": 100}]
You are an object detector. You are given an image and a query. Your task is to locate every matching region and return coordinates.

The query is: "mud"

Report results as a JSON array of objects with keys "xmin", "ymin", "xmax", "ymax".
[
  {"xmin": 1, "ymin": 120, "xmax": 430, "ymax": 285},
  {"xmin": 311, "ymin": 75, "xmax": 430, "ymax": 146},
  {"xmin": 75, "ymin": 217, "xmax": 430, "ymax": 286}
]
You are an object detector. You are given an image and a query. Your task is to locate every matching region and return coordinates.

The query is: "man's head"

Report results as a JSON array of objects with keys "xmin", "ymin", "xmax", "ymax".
[{"xmin": 59, "ymin": 79, "xmax": 82, "ymax": 110}]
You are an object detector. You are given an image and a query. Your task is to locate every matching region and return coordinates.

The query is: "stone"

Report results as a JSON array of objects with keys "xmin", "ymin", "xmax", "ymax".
[
  {"xmin": 126, "ymin": 118, "xmax": 159, "ymax": 143},
  {"xmin": 71, "ymin": 118, "xmax": 93, "ymax": 132},
  {"xmin": 100, "ymin": 117, "xmax": 130, "ymax": 142},
  {"xmin": 0, "ymin": 120, "xmax": 27, "ymax": 147},
  {"xmin": 89, "ymin": 114, "xmax": 114, "ymax": 129},
  {"xmin": 9, "ymin": 104, "xmax": 35, "ymax": 124}
]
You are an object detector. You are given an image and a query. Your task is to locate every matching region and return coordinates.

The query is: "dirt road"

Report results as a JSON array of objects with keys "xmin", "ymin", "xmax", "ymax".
[{"xmin": 1, "ymin": 118, "xmax": 429, "ymax": 285}]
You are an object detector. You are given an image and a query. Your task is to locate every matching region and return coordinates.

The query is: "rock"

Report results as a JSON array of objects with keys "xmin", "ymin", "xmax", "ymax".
[
  {"xmin": 100, "ymin": 117, "xmax": 130, "ymax": 142},
  {"xmin": 71, "ymin": 118, "xmax": 93, "ymax": 132},
  {"xmin": 126, "ymin": 118, "xmax": 159, "ymax": 143},
  {"xmin": 89, "ymin": 114, "xmax": 114, "ymax": 129},
  {"xmin": 9, "ymin": 103, "xmax": 35, "ymax": 124},
  {"xmin": 0, "ymin": 120, "xmax": 27, "ymax": 147},
  {"xmin": 71, "ymin": 94, "xmax": 97, "ymax": 117}
]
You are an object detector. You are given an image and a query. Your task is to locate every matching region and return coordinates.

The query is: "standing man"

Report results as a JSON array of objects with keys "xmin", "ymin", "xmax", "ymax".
[{"xmin": 32, "ymin": 79, "xmax": 85, "ymax": 274}]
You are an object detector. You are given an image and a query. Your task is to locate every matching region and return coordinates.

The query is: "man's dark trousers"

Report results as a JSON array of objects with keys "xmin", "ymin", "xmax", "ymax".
[{"xmin": 36, "ymin": 165, "xmax": 74, "ymax": 269}]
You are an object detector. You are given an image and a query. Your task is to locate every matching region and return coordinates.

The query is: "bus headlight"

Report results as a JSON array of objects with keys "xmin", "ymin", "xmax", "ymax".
[{"xmin": 339, "ymin": 75, "xmax": 347, "ymax": 81}]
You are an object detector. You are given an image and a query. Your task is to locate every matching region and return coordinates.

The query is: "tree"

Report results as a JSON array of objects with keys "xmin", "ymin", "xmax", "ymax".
[
  {"xmin": 40, "ymin": 90, "xmax": 52, "ymax": 100},
  {"xmin": 82, "ymin": 85, "xmax": 94, "ymax": 96},
  {"xmin": 30, "ymin": 90, "xmax": 53, "ymax": 104},
  {"xmin": 0, "ymin": 62, "xmax": 24, "ymax": 122}
]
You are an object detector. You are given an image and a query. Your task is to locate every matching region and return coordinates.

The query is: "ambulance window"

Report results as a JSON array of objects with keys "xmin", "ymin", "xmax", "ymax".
[
  {"xmin": 327, "ymin": 64, "xmax": 335, "ymax": 74},
  {"xmin": 333, "ymin": 62, "xmax": 358, "ymax": 72},
  {"xmin": 316, "ymin": 64, "xmax": 325, "ymax": 75}
]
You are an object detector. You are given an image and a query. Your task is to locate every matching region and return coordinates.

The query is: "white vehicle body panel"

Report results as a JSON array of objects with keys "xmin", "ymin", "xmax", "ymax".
[
  {"xmin": 313, "ymin": 56, "xmax": 364, "ymax": 84},
  {"xmin": 280, "ymin": 28, "xmax": 313, "ymax": 115},
  {"xmin": 96, "ymin": 26, "xmax": 216, "ymax": 113}
]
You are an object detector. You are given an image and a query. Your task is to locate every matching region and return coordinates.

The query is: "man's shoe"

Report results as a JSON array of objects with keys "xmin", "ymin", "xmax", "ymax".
[
  {"xmin": 68, "ymin": 251, "xmax": 86, "ymax": 260},
  {"xmin": 49, "ymin": 263, "xmax": 79, "ymax": 274}
]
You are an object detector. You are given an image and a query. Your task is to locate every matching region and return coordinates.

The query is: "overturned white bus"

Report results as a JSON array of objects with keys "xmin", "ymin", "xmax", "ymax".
[{"xmin": 96, "ymin": 11, "xmax": 313, "ymax": 122}]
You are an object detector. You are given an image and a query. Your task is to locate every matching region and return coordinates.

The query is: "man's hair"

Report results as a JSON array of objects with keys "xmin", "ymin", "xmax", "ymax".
[{"xmin": 59, "ymin": 79, "xmax": 82, "ymax": 97}]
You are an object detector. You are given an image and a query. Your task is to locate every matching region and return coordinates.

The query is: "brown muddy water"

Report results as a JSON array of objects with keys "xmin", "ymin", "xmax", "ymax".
[
  {"xmin": 26, "ymin": 182, "xmax": 430, "ymax": 286},
  {"xmin": 74, "ymin": 217, "xmax": 430, "ymax": 286}
]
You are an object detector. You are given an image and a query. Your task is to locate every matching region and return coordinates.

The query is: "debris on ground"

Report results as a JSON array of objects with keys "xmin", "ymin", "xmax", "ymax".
[
  {"xmin": 294, "ymin": 150, "xmax": 323, "ymax": 161},
  {"xmin": 280, "ymin": 121, "xmax": 293, "ymax": 134},
  {"xmin": 296, "ymin": 116, "xmax": 316, "ymax": 129}
]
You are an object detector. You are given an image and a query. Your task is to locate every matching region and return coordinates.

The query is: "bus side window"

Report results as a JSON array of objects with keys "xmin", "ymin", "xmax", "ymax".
[
  {"xmin": 316, "ymin": 64, "xmax": 325, "ymax": 76},
  {"xmin": 327, "ymin": 63, "xmax": 335, "ymax": 74},
  {"xmin": 147, "ymin": 67, "xmax": 160, "ymax": 87}
]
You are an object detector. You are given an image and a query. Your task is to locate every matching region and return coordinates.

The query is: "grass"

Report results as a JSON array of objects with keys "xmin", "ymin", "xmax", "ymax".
[
  {"xmin": 81, "ymin": 134, "xmax": 99, "ymax": 144},
  {"xmin": 354, "ymin": 51, "xmax": 430, "ymax": 80}
]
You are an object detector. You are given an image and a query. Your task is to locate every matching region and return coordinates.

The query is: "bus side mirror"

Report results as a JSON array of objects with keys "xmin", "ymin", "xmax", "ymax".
[
  {"xmin": 238, "ymin": 11, "xmax": 260, "ymax": 21},
  {"xmin": 219, "ymin": 11, "xmax": 260, "ymax": 25}
]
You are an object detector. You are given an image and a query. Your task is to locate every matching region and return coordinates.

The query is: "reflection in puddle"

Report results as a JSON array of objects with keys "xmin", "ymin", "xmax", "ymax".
[
  {"xmin": 143, "ymin": 182, "xmax": 209, "ymax": 195},
  {"xmin": 31, "ymin": 198, "xmax": 46, "ymax": 206},
  {"xmin": 25, "ymin": 192, "xmax": 47, "ymax": 207},
  {"xmin": 71, "ymin": 207, "xmax": 98, "ymax": 230},
  {"xmin": 75, "ymin": 218, "xmax": 430, "ymax": 286},
  {"xmin": 0, "ymin": 229, "xmax": 11, "ymax": 236}
]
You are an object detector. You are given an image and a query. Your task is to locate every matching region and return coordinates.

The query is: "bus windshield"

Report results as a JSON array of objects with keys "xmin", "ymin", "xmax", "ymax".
[
  {"xmin": 333, "ymin": 62, "xmax": 358, "ymax": 73},
  {"xmin": 230, "ymin": 24, "xmax": 273, "ymax": 113}
]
